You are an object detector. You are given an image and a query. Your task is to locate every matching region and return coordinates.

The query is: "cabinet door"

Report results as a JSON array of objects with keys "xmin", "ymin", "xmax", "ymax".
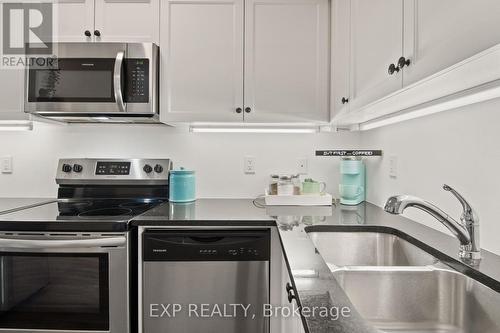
[
  {"xmin": 331, "ymin": 0, "xmax": 351, "ymax": 118},
  {"xmin": 160, "ymin": 0, "xmax": 244, "ymax": 123},
  {"xmin": 53, "ymin": 0, "xmax": 94, "ymax": 42},
  {"xmin": 244, "ymin": 0, "xmax": 329, "ymax": 123},
  {"xmin": 403, "ymin": 0, "xmax": 500, "ymax": 86},
  {"xmin": 349, "ymin": 0, "xmax": 403, "ymax": 110},
  {"xmin": 0, "ymin": 68, "xmax": 24, "ymax": 117},
  {"xmin": 94, "ymin": 0, "xmax": 160, "ymax": 43},
  {"xmin": 279, "ymin": 258, "xmax": 306, "ymax": 333},
  {"xmin": 280, "ymin": 254, "xmax": 297, "ymax": 333}
]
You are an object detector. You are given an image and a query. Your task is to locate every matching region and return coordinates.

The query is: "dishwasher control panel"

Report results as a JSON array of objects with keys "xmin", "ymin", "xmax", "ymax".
[{"xmin": 143, "ymin": 229, "xmax": 270, "ymax": 261}]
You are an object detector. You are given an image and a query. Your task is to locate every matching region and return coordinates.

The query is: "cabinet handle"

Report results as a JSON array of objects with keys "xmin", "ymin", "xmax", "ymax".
[
  {"xmin": 244, "ymin": 107, "xmax": 251, "ymax": 113},
  {"xmin": 236, "ymin": 107, "xmax": 242, "ymax": 114},
  {"xmin": 398, "ymin": 56, "xmax": 411, "ymax": 70},
  {"xmin": 286, "ymin": 282, "xmax": 296, "ymax": 303},
  {"xmin": 84, "ymin": 30, "xmax": 92, "ymax": 37},
  {"xmin": 388, "ymin": 63, "xmax": 399, "ymax": 75},
  {"xmin": 94, "ymin": 30, "xmax": 101, "ymax": 37},
  {"xmin": 341, "ymin": 97, "xmax": 349, "ymax": 104}
]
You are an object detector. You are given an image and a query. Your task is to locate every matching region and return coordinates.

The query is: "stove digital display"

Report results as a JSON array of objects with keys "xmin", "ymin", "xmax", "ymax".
[{"xmin": 96, "ymin": 162, "xmax": 131, "ymax": 175}]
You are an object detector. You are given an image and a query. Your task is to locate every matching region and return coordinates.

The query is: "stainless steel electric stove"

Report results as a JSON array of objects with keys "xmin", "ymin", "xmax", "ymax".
[
  {"xmin": 0, "ymin": 158, "xmax": 171, "ymax": 333},
  {"xmin": 0, "ymin": 158, "xmax": 172, "ymax": 232}
]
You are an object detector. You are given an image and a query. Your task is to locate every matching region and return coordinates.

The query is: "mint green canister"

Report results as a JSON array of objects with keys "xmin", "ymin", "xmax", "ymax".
[{"xmin": 169, "ymin": 168, "xmax": 196, "ymax": 202}]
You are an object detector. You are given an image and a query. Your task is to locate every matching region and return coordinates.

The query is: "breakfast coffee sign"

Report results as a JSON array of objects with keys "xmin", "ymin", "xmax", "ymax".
[{"xmin": 315, "ymin": 150, "xmax": 383, "ymax": 157}]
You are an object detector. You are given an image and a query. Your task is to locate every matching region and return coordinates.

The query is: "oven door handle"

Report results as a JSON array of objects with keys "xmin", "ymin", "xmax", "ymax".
[
  {"xmin": 113, "ymin": 50, "xmax": 126, "ymax": 113},
  {"xmin": 0, "ymin": 236, "xmax": 126, "ymax": 249}
]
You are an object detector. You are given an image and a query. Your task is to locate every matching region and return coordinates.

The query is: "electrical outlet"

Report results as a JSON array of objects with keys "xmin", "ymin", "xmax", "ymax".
[
  {"xmin": 244, "ymin": 156, "xmax": 256, "ymax": 174},
  {"xmin": 298, "ymin": 159, "xmax": 308, "ymax": 174},
  {"xmin": 1, "ymin": 156, "xmax": 13, "ymax": 174},
  {"xmin": 389, "ymin": 156, "xmax": 398, "ymax": 178}
]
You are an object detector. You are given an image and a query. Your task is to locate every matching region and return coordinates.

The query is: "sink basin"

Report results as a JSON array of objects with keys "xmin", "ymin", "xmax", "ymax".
[
  {"xmin": 307, "ymin": 231, "xmax": 437, "ymax": 268},
  {"xmin": 333, "ymin": 267, "xmax": 500, "ymax": 333}
]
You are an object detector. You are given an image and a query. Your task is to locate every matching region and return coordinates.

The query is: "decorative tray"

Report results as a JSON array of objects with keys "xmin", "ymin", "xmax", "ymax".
[{"xmin": 264, "ymin": 190, "xmax": 333, "ymax": 206}]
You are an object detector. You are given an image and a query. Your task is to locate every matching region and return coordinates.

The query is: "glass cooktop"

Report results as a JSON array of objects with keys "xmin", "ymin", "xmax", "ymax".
[{"xmin": 0, "ymin": 199, "xmax": 166, "ymax": 223}]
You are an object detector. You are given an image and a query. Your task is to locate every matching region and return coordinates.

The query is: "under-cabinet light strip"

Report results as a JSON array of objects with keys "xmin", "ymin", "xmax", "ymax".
[
  {"xmin": 189, "ymin": 126, "xmax": 319, "ymax": 134},
  {"xmin": 0, "ymin": 121, "xmax": 33, "ymax": 131}
]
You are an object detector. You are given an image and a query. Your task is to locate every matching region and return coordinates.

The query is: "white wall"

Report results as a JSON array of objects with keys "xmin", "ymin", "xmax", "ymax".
[
  {"xmin": 361, "ymin": 98, "xmax": 500, "ymax": 255},
  {"xmin": 0, "ymin": 122, "xmax": 360, "ymax": 198},
  {"xmin": 2, "ymin": 99, "xmax": 498, "ymax": 256}
]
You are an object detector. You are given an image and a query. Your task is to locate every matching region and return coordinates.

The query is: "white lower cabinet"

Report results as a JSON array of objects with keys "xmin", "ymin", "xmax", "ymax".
[{"xmin": 280, "ymin": 255, "xmax": 306, "ymax": 333}]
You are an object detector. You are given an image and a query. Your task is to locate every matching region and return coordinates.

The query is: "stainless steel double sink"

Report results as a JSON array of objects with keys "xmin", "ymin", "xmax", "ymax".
[{"xmin": 306, "ymin": 229, "xmax": 500, "ymax": 333}]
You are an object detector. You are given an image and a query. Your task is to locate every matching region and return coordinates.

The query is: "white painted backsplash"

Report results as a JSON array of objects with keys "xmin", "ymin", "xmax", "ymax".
[
  {"xmin": 1, "ymin": 98, "xmax": 499, "ymax": 256},
  {"xmin": 0, "ymin": 122, "xmax": 360, "ymax": 198},
  {"xmin": 361, "ymin": 97, "xmax": 500, "ymax": 255}
]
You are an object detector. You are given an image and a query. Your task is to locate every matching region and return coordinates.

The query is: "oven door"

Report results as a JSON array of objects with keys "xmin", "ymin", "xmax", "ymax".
[
  {"xmin": 24, "ymin": 42, "xmax": 157, "ymax": 117},
  {"xmin": 0, "ymin": 233, "xmax": 129, "ymax": 333}
]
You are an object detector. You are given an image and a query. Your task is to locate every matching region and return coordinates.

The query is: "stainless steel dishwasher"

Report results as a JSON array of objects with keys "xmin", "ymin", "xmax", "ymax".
[{"xmin": 142, "ymin": 229, "xmax": 270, "ymax": 333}]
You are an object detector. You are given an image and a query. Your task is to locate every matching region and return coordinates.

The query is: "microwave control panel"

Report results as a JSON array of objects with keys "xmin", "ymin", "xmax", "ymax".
[{"xmin": 124, "ymin": 59, "xmax": 149, "ymax": 103}]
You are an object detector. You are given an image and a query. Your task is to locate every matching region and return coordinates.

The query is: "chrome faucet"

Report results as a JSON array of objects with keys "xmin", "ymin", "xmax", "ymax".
[{"xmin": 384, "ymin": 184, "xmax": 480, "ymax": 264}]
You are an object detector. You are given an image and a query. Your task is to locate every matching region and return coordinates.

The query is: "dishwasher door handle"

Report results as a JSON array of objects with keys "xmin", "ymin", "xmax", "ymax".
[{"xmin": 187, "ymin": 236, "xmax": 225, "ymax": 243}]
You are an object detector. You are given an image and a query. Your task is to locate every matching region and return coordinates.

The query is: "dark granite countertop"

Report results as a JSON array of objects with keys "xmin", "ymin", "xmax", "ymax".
[
  {"xmin": 133, "ymin": 198, "xmax": 274, "ymax": 224},
  {"xmin": 133, "ymin": 199, "xmax": 500, "ymax": 333}
]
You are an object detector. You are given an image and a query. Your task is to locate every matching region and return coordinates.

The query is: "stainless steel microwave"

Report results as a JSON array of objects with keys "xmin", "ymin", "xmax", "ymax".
[{"xmin": 24, "ymin": 42, "xmax": 159, "ymax": 123}]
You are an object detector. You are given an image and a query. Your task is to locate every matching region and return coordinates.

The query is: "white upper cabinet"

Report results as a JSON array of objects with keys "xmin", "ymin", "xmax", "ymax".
[
  {"xmin": 160, "ymin": 0, "xmax": 244, "ymax": 123},
  {"xmin": 95, "ymin": 0, "xmax": 160, "ymax": 43},
  {"xmin": 54, "ymin": 0, "xmax": 159, "ymax": 43},
  {"xmin": 244, "ymin": 0, "xmax": 329, "ymax": 123},
  {"xmin": 160, "ymin": 0, "xmax": 329, "ymax": 124},
  {"xmin": 403, "ymin": 0, "xmax": 500, "ymax": 86},
  {"xmin": 331, "ymin": 0, "xmax": 351, "ymax": 118},
  {"xmin": 53, "ymin": 0, "xmax": 95, "ymax": 42},
  {"xmin": 349, "ymin": 0, "xmax": 403, "ymax": 110}
]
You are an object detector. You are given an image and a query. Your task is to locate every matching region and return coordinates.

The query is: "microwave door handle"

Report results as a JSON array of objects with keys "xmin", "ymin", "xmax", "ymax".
[
  {"xmin": 0, "ymin": 236, "xmax": 126, "ymax": 249},
  {"xmin": 113, "ymin": 51, "xmax": 126, "ymax": 112}
]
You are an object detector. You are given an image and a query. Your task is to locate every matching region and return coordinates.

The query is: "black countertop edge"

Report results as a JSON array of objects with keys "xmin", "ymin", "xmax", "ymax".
[
  {"xmin": 131, "ymin": 220, "xmax": 276, "ymax": 227},
  {"xmin": 304, "ymin": 224, "xmax": 500, "ymax": 293},
  {"xmin": 276, "ymin": 230, "xmax": 312, "ymax": 333}
]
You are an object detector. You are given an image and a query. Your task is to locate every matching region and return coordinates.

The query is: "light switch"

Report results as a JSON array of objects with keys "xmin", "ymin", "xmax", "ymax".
[{"xmin": 1, "ymin": 156, "xmax": 13, "ymax": 174}]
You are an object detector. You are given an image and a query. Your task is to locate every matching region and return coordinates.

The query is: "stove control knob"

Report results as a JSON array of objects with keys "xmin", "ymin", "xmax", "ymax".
[
  {"xmin": 143, "ymin": 164, "xmax": 153, "ymax": 174},
  {"xmin": 62, "ymin": 164, "xmax": 72, "ymax": 173},
  {"xmin": 154, "ymin": 164, "xmax": 163, "ymax": 173},
  {"xmin": 73, "ymin": 164, "xmax": 83, "ymax": 173}
]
